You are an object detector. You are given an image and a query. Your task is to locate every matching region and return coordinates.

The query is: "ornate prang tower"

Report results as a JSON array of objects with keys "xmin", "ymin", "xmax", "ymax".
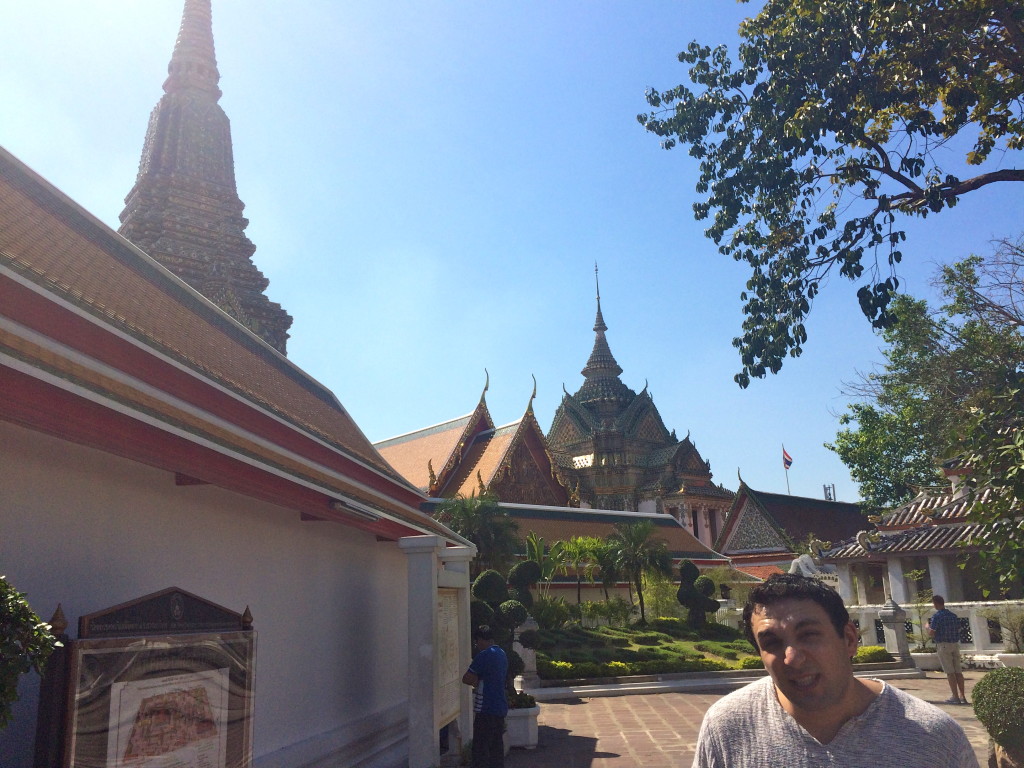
[
  {"xmin": 118, "ymin": 0, "xmax": 292, "ymax": 353},
  {"xmin": 547, "ymin": 267, "xmax": 733, "ymax": 529}
]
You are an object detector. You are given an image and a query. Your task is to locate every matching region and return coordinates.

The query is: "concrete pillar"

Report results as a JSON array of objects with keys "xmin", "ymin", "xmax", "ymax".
[
  {"xmin": 400, "ymin": 535, "xmax": 444, "ymax": 768},
  {"xmin": 968, "ymin": 607, "xmax": 991, "ymax": 651},
  {"xmin": 837, "ymin": 564, "xmax": 854, "ymax": 605},
  {"xmin": 887, "ymin": 557, "xmax": 909, "ymax": 604},
  {"xmin": 928, "ymin": 555, "xmax": 951, "ymax": 601},
  {"xmin": 439, "ymin": 545, "xmax": 476, "ymax": 745}
]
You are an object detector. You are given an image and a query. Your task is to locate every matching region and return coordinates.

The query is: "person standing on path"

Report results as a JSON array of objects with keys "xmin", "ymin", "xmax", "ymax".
[
  {"xmin": 928, "ymin": 594, "xmax": 968, "ymax": 704},
  {"xmin": 692, "ymin": 573, "xmax": 978, "ymax": 768},
  {"xmin": 463, "ymin": 624, "xmax": 508, "ymax": 768}
]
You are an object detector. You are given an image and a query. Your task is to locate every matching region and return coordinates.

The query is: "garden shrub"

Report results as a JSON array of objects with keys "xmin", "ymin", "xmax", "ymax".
[
  {"xmin": 853, "ymin": 645, "xmax": 894, "ymax": 663},
  {"xmin": 740, "ymin": 656, "xmax": 765, "ymax": 669},
  {"xmin": 634, "ymin": 632, "xmax": 669, "ymax": 646},
  {"xmin": 1, "ymin": 576, "xmax": 59, "ymax": 727},
  {"xmin": 973, "ymin": 667, "xmax": 1024, "ymax": 753}
]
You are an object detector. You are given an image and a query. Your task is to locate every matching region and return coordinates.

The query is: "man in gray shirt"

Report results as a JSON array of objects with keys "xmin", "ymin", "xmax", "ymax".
[{"xmin": 692, "ymin": 573, "xmax": 977, "ymax": 768}]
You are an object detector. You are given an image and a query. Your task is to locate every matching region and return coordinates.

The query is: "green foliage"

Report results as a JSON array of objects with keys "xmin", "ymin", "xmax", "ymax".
[
  {"xmin": 436, "ymin": 492, "xmax": 521, "ymax": 578},
  {"xmin": 853, "ymin": 645, "xmax": 894, "ymax": 663},
  {"xmin": 827, "ymin": 400, "xmax": 939, "ymax": 510},
  {"xmin": 508, "ymin": 586, "xmax": 533, "ymax": 610},
  {"xmin": 532, "ymin": 622, "xmax": 759, "ymax": 680},
  {"xmin": 530, "ymin": 596, "xmax": 572, "ymax": 630},
  {"xmin": 973, "ymin": 667, "xmax": 1024, "ymax": 752},
  {"xmin": 497, "ymin": 599, "xmax": 528, "ymax": 629},
  {"xmin": 607, "ymin": 520, "xmax": 673, "ymax": 623},
  {"xmin": 472, "ymin": 570, "xmax": 508, "ymax": 604},
  {"xmin": 642, "ymin": 570, "xmax": 685, "ymax": 620},
  {"xmin": 828, "ymin": 244, "xmax": 1024, "ymax": 584},
  {"xmin": 1, "ymin": 576, "xmax": 59, "ymax": 728},
  {"xmin": 740, "ymin": 656, "xmax": 765, "ymax": 669},
  {"xmin": 470, "ymin": 599, "xmax": 494, "ymax": 629},
  {"xmin": 524, "ymin": 531, "xmax": 565, "ymax": 598},
  {"xmin": 559, "ymin": 535, "xmax": 604, "ymax": 605},
  {"xmin": 508, "ymin": 691, "xmax": 536, "ymax": 709},
  {"xmin": 676, "ymin": 560, "xmax": 720, "ymax": 629},
  {"xmin": 508, "ymin": 560, "xmax": 542, "ymax": 588},
  {"xmin": 639, "ymin": 1, "xmax": 1024, "ymax": 385}
]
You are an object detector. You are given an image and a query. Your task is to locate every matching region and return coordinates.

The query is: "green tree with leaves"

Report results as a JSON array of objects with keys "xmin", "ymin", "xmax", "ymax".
[
  {"xmin": 828, "ymin": 240, "xmax": 1024, "ymax": 586},
  {"xmin": 524, "ymin": 531, "xmax": 565, "ymax": 598},
  {"xmin": 639, "ymin": 0, "xmax": 1024, "ymax": 385},
  {"xmin": 1, "ymin": 576, "xmax": 59, "ymax": 728},
  {"xmin": 559, "ymin": 535, "xmax": 603, "ymax": 604},
  {"xmin": 435, "ymin": 492, "xmax": 521, "ymax": 578},
  {"xmin": 607, "ymin": 520, "xmax": 673, "ymax": 624}
]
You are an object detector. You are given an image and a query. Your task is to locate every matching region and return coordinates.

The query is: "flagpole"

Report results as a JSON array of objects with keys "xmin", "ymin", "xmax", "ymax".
[{"xmin": 783, "ymin": 444, "xmax": 791, "ymax": 495}]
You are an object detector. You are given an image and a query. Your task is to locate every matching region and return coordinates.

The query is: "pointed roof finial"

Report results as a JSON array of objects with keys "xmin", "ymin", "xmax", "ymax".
[
  {"xmin": 483, "ymin": 368, "xmax": 490, "ymax": 394},
  {"xmin": 594, "ymin": 262, "xmax": 607, "ymax": 333},
  {"xmin": 164, "ymin": 0, "xmax": 222, "ymax": 98}
]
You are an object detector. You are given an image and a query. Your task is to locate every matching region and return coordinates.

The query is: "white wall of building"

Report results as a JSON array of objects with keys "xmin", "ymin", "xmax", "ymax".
[{"xmin": 0, "ymin": 420, "xmax": 411, "ymax": 767}]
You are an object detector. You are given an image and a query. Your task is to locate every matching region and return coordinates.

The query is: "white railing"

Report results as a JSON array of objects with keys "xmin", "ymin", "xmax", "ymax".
[{"xmin": 848, "ymin": 600, "xmax": 1024, "ymax": 653}]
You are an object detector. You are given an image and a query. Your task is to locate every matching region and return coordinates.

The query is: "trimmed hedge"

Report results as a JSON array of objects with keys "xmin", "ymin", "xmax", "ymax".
[{"xmin": 853, "ymin": 645, "xmax": 893, "ymax": 663}]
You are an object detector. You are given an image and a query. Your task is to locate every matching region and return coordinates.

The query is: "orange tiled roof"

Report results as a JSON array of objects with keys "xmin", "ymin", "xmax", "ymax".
[
  {"xmin": 449, "ymin": 421, "xmax": 519, "ymax": 497},
  {"xmin": 375, "ymin": 414, "xmax": 476, "ymax": 491},
  {"xmin": 0, "ymin": 150, "xmax": 404, "ymax": 487},
  {"xmin": 732, "ymin": 564, "xmax": 785, "ymax": 581}
]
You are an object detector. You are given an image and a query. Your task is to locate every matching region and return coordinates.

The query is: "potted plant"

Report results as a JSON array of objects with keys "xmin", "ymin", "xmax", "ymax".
[
  {"xmin": 470, "ymin": 562, "xmax": 541, "ymax": 750},
  {"xmin": 1, "ymin": 575, "xmax": 59, "ymax": 728},
  {"xmin": 972, "ymin": 666, "xmax": 1024, "ymax": 767}
]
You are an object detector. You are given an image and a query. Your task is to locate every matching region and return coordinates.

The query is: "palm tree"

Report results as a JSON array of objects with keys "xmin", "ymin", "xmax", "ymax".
[
  {"xmin": 525, "ymin": 531, "xmax": 565, "ymax": 598},
  {"xmin": 560, "ymin": 536, "xmax": 603, "ymax": 604},
  {"xmin": 593, "ymin": 539, "xmax": 623, "ymax": 602},
  {"xmin": 435, "ymin": 492, "xmax": 521, "ymax": 578},
  {"xmin": 607, "ymin": 520, "xmax": 672, "ymax": 624}
]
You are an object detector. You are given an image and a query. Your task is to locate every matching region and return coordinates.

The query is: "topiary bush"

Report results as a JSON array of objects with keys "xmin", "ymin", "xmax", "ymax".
[
  {"xmin": 973, "ymin": 667, "xmax": 1024, "ymax": 755},
  {"xmin": 854, "ymin": 645, "xmax": 894, "ymax": 663},
  {"xmin": 469, "ymin": 566, "xmax": 539, "ymax": 701},
  {"xmin": 676, "ymin": 560, "xmax": 720, "ymax": 630},
  {"xmin": 1, "ymin": 576, "xmax": 59, "ymax": 728},
  {"xmin": 740, "ymin": 656, "xmax": 765, "ymax": 669}
]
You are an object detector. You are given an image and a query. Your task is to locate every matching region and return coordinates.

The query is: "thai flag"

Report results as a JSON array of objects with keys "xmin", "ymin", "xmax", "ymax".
[{"xmin": 782, "ymin": 447, "xmax": 793, "ymax": 470}]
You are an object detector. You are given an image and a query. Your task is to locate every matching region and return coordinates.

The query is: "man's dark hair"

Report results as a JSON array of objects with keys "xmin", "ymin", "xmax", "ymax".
[
  {"xmin": 742, "ymin": 573, "xmax": 850, "ymax": 649},
  {"xmin": 473, "ymin": 624, "xmax": 494, "ymax": 640},
  {"xmin": 933, "ymin": 595, "xmax": 945, "ymax": 607}
]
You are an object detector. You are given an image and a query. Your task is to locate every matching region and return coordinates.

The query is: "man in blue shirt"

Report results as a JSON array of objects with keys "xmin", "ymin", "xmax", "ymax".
[
  {"xmin": 928, "ymin": 594, "xmax": 967, "ymax": 704},
  {"xmin": 463, "ymin": 625, "xmax": 509, "ymax": 768}
]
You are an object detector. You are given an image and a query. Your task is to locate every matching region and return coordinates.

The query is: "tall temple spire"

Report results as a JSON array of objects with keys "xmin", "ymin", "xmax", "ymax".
[
  {"xmin": 118, "ymin": 0, "xmax": 292, "ymax": 354},
  {"xmin": 164, "ymin": 0, "xmax": 221, "ymax": 97},
  {"xmin": 576, "ymin": 265, "xmax": 631, "ymax": 407}
]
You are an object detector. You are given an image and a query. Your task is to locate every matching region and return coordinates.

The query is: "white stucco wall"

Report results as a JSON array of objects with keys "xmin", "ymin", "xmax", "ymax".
[{"xmin": 0, "ymin": 420, "xmax": 411, "ymax": 767}]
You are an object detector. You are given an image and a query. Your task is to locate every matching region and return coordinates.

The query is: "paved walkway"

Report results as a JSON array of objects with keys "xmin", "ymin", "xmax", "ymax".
[{"xmin": 506, "ymin": 672, "xmax": 992, "ymax": 767}]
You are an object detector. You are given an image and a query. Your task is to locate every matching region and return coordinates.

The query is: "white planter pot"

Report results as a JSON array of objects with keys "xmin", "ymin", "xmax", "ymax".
[
  {"xmin": 505, "ymin": 705, "xmax": 539, "ymax": 749},
  {"xmin": 911, "ymin": 652, "xmax": 942, "ymax": 671},
  {"xmin": 996, "ymin": 653, "xmax": 1024, "ymax": 668}
]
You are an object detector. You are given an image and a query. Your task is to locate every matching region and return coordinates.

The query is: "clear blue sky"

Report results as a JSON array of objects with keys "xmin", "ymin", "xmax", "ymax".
[{"xmin": 3, "ymin": 1, "xmax": 1020, "ymax": 503}]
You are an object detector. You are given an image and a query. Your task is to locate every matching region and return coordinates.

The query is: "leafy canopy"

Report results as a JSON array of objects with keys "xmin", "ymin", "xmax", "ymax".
[
  {"xmin": 639, "ymin": 0, "xmax": 1024, "ymax": 386},
  {"xmin": 607, "ymin": 520, "xmax": 673, "ymax": 624},
  {"xmin": 828, "ymin": 239, "xmax": 1024, "ymax": 587},
  {"xmin": 435, "ymin": 492, "xmax": 521, "ymax": 577}
]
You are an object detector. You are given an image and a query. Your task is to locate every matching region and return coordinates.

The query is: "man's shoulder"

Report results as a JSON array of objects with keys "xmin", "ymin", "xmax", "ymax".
[
  {"xmin": 881, "ymin": 683, "xmax": 962, "ymax": 727},
  {"xmin": 704, "ymin": 676, "xmax": 773, "ymax": 720}
]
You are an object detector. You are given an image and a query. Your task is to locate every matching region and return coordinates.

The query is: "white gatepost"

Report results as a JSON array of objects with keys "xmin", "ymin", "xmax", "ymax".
[{"xmin": 400, "ymin": 535, "xmax": 476, "ymax": 768}]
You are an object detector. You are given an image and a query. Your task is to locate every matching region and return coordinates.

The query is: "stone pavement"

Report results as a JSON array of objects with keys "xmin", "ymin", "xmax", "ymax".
[{"xmin": 506, "ymin": 671, "xmax": 992, "ymax": 767}]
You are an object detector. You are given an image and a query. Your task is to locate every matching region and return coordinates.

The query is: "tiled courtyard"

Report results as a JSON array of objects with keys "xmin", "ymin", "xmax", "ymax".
[{"xmin": 506, "ymin": 672, "xmax": 992, "ymax": 767}]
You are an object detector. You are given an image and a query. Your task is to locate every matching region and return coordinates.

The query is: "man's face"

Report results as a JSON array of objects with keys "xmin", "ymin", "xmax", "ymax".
[{"xmin": 750, "ymin": 597, "xmax": 858, "ymax": 715}]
